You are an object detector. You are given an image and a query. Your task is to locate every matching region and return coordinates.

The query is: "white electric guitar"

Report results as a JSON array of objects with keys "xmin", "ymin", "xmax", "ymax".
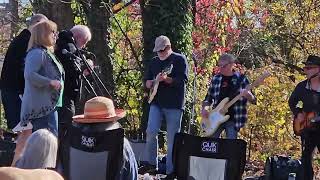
[
  {"xmin": 201, "ymin": 71, "xmax": 271, "ymax": 137},
  {"xmin": 148, "ymin": 64, "xmax": 173, "ymax": 104}
]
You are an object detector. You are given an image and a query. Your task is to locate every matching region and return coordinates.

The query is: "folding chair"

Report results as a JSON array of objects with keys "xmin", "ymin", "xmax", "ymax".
[
  {"xmin": 60, "ymin": 122, "xmax": 124, "ymax": 180},
  {"xmin": 173, "ymin": 133, "xmax": 247, "ymax": 180}
]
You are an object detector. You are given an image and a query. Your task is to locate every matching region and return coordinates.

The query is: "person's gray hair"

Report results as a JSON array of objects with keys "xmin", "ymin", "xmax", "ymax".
[
  {"xmin": 28, "ymin": 14, "xmax": 48, "ymax": 27},
  {"xmin": 70, "ymin": 25, "xmax": 92, "ymax": 42},
  {"xmin": 218, "ymin": 53, "xmax": 236, "ymax": 64},
  {"xmin": 15, "ymin": 129, "xmax": 58, "ymax": 169}
]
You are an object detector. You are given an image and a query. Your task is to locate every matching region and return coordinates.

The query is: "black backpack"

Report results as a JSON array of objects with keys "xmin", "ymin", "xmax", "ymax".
[{"xmin": 264, "ymin": 155, "xmax": 303, "ymax": 180}]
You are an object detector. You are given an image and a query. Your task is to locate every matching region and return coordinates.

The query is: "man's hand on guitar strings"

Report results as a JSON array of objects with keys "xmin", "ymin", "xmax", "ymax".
[
  {"xmin": 156, "ymin": 72, "xmax": 167, "ymax": 82},
  {"xmin": 295, "ymin": 112, "xmax": 305, "ymax": 122},
  {"xmin": 240, "ymin": 89, "xmax": 255, "ymax": 101},
  {"xmin": 146, "ymin": 80, "xmax": 154, "ymax": 89},
  {"xmin": 201, "ymin": 108, "xmax": 209, "ymax": 119}
]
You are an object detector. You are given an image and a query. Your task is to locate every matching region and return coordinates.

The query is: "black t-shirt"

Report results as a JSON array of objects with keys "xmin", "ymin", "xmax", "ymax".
[
  {"xmin": 144, "ymin": 52, "xmax": 188, "ymax": 109},
  {"xmin": 218, "ymin": 75, "xmax": 238, "ymax": 119},
  {"xmin": 289, "ymin": 80, "xmax": 320, "ymax": 116}
]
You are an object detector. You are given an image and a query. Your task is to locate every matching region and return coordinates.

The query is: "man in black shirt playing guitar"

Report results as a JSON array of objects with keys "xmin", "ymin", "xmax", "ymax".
[{"xmin": 289, "ymin": 55, "xmax": 320, "ymax": 180}]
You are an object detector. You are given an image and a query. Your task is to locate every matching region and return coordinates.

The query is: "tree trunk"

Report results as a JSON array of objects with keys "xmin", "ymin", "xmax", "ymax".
[
  {"xmin": 32, "ymin": 0, "xmax": 74, "ymax": 30},
  {"xmin": 79, "ymin": 0, "xmax": 115, "ymax": 97},
  {"xmin": 140, "ymin": 0, "xmax": 193, "ymax": 133},
  {"xmin": 9, "ymin": 0, "xmax": 18, "ymax": 38}
]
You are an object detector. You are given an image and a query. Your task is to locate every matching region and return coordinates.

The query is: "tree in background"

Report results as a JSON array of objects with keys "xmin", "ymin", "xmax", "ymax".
[{"xmin": 32, "ymin": 0, "xmax": 74, "ymax": 30}]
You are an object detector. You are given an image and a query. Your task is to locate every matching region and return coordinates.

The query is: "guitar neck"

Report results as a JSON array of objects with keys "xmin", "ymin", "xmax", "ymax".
[{"xmin": 222, "ymin": 84, "xmax": 254, "ymax": 112}]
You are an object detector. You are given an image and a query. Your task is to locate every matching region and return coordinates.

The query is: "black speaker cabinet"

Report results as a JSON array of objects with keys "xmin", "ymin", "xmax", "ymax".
[{"xmin": 173, "ymin": 133, "xmax": 247, "ymax": 180}]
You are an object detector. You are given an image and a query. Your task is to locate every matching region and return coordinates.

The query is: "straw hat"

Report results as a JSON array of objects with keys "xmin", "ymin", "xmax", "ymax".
[{"xmin": 73, "ymin": 96, "xmax": 126, "ymax": 123}]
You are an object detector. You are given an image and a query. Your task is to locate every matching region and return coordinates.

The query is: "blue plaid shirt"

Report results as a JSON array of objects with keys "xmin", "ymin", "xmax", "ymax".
[{"xmin": 203, "ymin": 72, "xmax": 250, "ymax": 130}]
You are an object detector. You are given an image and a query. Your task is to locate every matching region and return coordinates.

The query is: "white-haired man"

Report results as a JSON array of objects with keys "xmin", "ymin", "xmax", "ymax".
[{"xmin": 54, "ymin": 25, "xmax": 92, "ymax": 140}]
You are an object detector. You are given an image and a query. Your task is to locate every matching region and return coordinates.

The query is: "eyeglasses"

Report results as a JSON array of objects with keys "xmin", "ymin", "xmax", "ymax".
[
  {"xmin": 303, "ymin": 66, "xmax": 318, "ymax": 70},
  {"xmin": 52, "ymin": 31, "xmax": 58, "ymax": 37}
]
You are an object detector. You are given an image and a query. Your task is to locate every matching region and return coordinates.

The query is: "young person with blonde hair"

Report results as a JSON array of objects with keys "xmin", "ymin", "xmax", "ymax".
[{"xmin": 19, "ymin": 20, "xmax": 64, "ymax": 137}]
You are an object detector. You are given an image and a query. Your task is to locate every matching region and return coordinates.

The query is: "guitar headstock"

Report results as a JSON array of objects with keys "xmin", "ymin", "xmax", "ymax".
[
  {"xmin": 162, "ymin": 64, "xmax": 173, "ymax": 75},
  {"xmin": 248, "ymin": 71, "xmax": 271, "ymax": 89}
]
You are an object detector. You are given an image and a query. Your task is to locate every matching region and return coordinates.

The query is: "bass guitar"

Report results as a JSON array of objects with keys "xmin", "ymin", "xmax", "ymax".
[{"xmin": 201, "ymin": 71, "xmax": 271, "ymax": 137}]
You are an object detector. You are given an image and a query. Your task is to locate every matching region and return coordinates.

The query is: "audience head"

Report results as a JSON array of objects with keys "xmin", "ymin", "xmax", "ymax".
[
  {"xmin": 27, "ymin": 20, "xmax": 57, "ymax": 51},
  {"xmin": 0, "ymin": 167, "xmax": 64, "ymax": 180},
  {"xmin": 15, "ymin": 129, "xmax": 58, "ymax": 169},
  {"xmin": 72, "ymin": 96, "xmax": 126, "ymax": 130},
  {"xmin": 70, "ymin": 25, "xmax": 92, "ymax": 48}
]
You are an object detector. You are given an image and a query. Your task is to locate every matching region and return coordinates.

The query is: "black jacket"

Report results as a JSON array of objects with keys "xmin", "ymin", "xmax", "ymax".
[
  {"xmin": 0, "ymin": 29, "xmax": 30, "ymax": 93},
  {"xmin": 54, "ymin": 30, "xmax": 82, "ymax": 101}
]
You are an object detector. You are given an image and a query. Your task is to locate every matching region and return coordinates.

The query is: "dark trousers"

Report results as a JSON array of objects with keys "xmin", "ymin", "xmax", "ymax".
[
  {"xmin": 1, "ymin": 89, "xmax": 21, "ymax": 129},
  {"xmin": 301, "ymin": 129, "xmax": 320, "ymax": 180},
  {"xmin": 57, "ymin": 96, "xmax": 75, "ymax": 139},
  {"xmin": 57, "ymin": 96, "xmax": 75, "ymax": 175}
]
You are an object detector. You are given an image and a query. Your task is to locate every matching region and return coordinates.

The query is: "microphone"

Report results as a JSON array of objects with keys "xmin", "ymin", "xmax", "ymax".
[
  {"xmin": 62, "ymin": 49, "xmax": 82, "ymax": 62},
  {"xmin": 67, "ymin": 43, "xmax": 77, "ymax": 53},
  {"xmin": 78, "ymin": 49, "xmax": 95, "ymax": 57}
]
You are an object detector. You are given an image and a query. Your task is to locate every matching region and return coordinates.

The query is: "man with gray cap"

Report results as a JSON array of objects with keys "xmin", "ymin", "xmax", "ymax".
[
  {"xmin": 0, "ymin": 14, "xmax": 48, "ymax": 130},
  {"xmin": 142, "ymin": 35, "xmax": 188, "ymax": 178}
]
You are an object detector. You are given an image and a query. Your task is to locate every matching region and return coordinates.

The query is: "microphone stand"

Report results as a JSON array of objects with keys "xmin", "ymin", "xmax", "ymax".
[
  {"xmin": 71, "ymin": 43, "xmax": 112, "ymax": 98},
  {"xmin": 72, "ymin": 57, "xmax": 98, "ymax": 97},
  {"xmin": 188, "ymin": 54, "xmax": 198, "ymax": 135}
]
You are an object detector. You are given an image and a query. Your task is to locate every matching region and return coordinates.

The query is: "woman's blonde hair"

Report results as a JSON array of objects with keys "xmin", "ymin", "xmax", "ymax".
[{"xmin": 27, "ymin": 20, "xmax": 57, "ymax": 51}]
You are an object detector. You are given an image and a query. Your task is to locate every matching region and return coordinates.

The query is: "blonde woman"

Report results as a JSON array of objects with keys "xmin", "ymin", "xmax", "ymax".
[{"xmin": 20, "ymin": 20, "xmax": 64, "ymax": 137}]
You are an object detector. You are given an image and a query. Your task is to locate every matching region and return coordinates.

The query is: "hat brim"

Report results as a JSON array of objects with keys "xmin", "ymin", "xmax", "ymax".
[
  {"xmin": 72, "ymin": 109, "xmax": 126, "ymax": 123},
  {"xmin": 303, "ymin": 62, "xmax": 320, "ymax": 66}
]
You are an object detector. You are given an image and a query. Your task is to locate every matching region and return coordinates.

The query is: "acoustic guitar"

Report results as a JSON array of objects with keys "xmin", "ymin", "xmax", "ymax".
[
  {"xmin": 201, "ymin": 71, "xmax": 271, "ymax": 137},
  {"xmin": 148, "ymin": 64, "xmax": 173, "ymax": 104},
  {"xmin": 293, "ymin": 111, "xmax": 320, "ymax": 136}
]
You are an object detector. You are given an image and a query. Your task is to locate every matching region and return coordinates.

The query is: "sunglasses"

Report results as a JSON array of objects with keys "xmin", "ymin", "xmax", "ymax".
[
  {"xmin": 303, "ymin": 66, "xmax": 319, "ymax": 70},
  {"xmin": 157, "ymin": 46, "xmax": 168, "ymax": 53}
]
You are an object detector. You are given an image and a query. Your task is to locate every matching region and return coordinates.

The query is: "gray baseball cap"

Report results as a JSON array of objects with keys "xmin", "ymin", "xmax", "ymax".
[{"xmin": 153, "ymin": 35, "xmax": 171, "ymax": 52}]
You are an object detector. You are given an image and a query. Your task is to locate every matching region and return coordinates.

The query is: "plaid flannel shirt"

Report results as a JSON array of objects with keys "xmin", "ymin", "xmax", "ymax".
[{"xmin": 203, "ymin": 72, "xmax": 250, "ymax": 130}]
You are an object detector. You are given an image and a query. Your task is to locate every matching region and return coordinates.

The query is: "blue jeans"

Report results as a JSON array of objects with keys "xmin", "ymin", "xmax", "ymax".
[
  {"xmin": 146, "ymin": 104, "xmax": 183, "ymax": 174},
  {"xmin": 31, "ymin": 110, "xmax": 58, "ymax": 137},
  {"xmin": 212, "ymin": 120, "xmax": 238, "ymax": 139},
  {"xmin": 1, "ymin": 89, "xmax": 21, "ymax": 129}
]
